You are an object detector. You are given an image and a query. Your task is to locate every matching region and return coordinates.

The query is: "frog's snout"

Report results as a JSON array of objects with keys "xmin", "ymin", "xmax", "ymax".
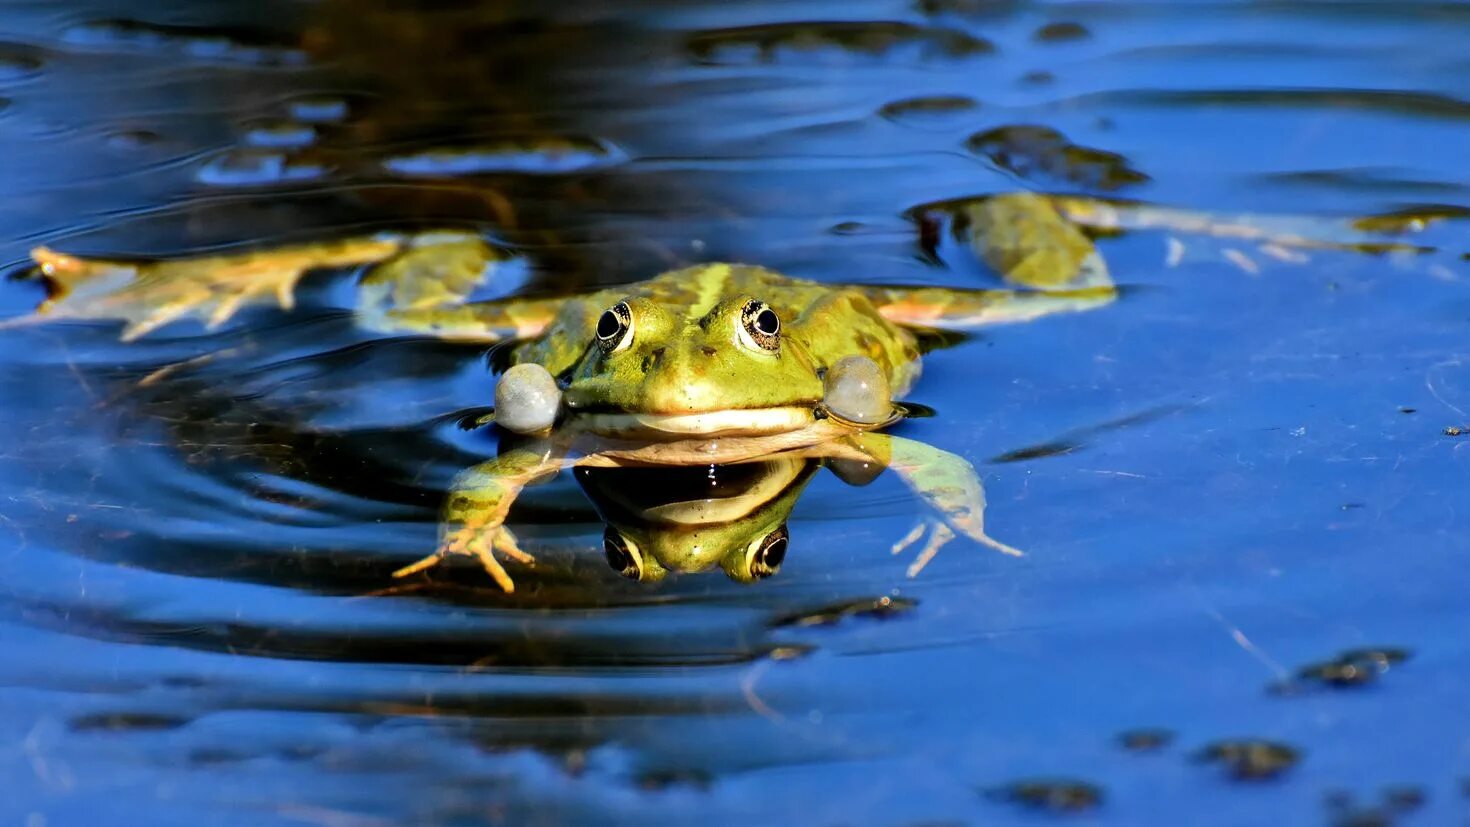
[
  {"xmin": 820, "ymin": 355, "xmax": 893, "ymax": 426},
  {"xmin": 494, "ymin": 363, "xmax": 563, "ymax": 434}
]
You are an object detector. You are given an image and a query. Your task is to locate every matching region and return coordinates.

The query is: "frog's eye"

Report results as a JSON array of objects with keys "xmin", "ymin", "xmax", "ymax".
[
  {"xmin": 603, "ymin": 526, "xmax": 643, "ymax": 579},
  {"xmin": 738, "ymin": 299, "xmax": 780, "ymax": 352},
  {"xmin": 745, "ymin": 524, "xmax": 789, "ymax": 580},
  {"xmin": 596, "ymin": 301, "xmax": 634, "ymax": 354}
]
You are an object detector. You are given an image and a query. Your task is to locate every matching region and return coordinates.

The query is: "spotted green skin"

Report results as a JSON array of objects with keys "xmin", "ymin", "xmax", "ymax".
[{"xmin": 514, "ymin": 263, "xmax": 923, "ymax": 419}]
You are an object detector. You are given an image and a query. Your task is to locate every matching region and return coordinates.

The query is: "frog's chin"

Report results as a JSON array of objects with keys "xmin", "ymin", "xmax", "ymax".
[{"xmin": 575, "ymin": 406, "xmax": 815, "ymax": 438}]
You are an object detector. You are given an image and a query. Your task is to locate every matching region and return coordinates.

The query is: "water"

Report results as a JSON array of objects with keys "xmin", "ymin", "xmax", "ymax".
[{"xmin": 1, "ymin": 1, "xmax": 1468, "ymax": 824}]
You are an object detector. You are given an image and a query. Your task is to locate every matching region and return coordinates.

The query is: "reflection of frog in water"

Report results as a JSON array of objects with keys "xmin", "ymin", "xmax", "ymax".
[
  {"xmin": 25, "ymin": 191, "xmax": 1399, "ymax": 591},
  {"xmin": 575, "ymin": 458, "xmax": 821, "ymax": 584}
]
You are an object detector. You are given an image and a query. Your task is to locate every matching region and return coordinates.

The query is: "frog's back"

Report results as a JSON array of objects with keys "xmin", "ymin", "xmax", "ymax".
[{"xmin": 622, "ymin": 263, "xmax": 830, "ymax": 316}]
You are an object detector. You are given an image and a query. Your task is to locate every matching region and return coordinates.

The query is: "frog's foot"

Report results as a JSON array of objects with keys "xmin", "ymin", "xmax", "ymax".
[
  {"xmin": 838, "ymin": 433, "xmax": 1023, "ymax": 578},
  {"xmin": 23, "ymin": 238, "xmax": 403, "ymax": 341},
  {"xmin": 392, "ymin": 522, "xmax": 536, "ymax": 593},
  {"xmin": 891, "ymin": 519, "xmax": 954, "ymax": 578},
  {"xmin": 891, "ymin": 516, "xmax": 1022, "ymax": 578}
]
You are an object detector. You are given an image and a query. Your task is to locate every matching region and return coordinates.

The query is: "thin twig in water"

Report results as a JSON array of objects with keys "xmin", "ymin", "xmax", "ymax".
[
  {"xmin": 739, "ymin": 660, "xmax": 784, "ymax": 723},
  {"xmin": 1193, "ymin": 590, "xmax": 1290, "ymax": 683},
  {"xmin": 1425, "ymin": 360, "xmax": 1468, "ymax": 421}
]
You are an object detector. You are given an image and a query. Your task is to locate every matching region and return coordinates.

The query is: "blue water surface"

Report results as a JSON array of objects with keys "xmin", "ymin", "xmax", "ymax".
[{"xmin": 0, "ymin": 1, "xmax": 1468, "ymax": 825}]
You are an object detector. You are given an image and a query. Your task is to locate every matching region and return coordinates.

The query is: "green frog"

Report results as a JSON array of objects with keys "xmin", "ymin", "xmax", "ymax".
[
  {"xmin": 25, "ymin": 189, "xmax": 1428, "ymax": 590},
  {"xmin": 18, "ymin": 193, "xmax": 1122, "ymax": 591}
]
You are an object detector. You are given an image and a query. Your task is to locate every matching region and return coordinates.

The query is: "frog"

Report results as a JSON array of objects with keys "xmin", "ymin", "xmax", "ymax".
[{"xmin": 12, "ymin": 192, "xmax": 1222, "ymax": 591}]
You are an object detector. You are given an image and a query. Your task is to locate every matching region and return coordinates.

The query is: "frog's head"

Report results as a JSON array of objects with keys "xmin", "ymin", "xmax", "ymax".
[
  {"xmin": 574, "ymin": 458, "xmax": 818, "ymax": 583},
  {"xmin": 563, "ymin": 292, "xmax": 824, "ymax": 438}
]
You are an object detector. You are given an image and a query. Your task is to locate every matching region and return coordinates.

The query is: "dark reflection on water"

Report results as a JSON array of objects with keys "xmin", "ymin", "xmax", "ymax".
[{"xmin": 2, "ymin": 1, "xmax": 1470, "ymax": 825}]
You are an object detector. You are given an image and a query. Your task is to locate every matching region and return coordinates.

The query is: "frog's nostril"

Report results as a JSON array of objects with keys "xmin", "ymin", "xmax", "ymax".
[
  {"xmin": 642, "ymin": 347, "xmax": 666, "ymax": 373},
  {"xmin": 700, "ymin": 346, "xmax": 718, "ymax": 357}
]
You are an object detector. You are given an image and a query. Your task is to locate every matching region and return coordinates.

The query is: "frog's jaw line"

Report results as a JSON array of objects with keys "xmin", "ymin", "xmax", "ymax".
[{"xmin": 576, "ymin": 406, "xmax": 813, "ymax": 438}]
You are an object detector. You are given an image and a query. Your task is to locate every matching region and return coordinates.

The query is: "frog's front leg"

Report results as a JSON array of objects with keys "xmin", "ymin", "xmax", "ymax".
[
  {"xmin": 818, "ymin": 432, "xmax": 1022, "ymax": 577},
  {"xmin": 393, "ymin": 441, "xmax": 568, "ymax": 592}
]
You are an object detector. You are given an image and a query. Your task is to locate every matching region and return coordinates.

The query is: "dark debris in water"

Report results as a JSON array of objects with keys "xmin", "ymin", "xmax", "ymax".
[
  {"xmin": 70, "ymin": 712, "xmax": 192, "ymax": 732},
  {"xmin": 988, "ymin": 778, "xmax": 1104, "ymax": 813},
  {"xmin": 1443, "ymin": 425, "xmax": 1465, "ymax": 437},
  {"xmin": 985, "ymin": 405, "xmax": 1190, "ymax": 465},
  {"xmin": 104, "ymin": 129, "xmax": 164, "ymax": 151},
  {"xmin": 914, "ymin": 0, "xmax": 1017, "ymax": 17},
  {"xmin": 1033, "ymin": 22, "xmax": 1091, "ymax": 42},
  {"xmin": 1325, "ymin": 785, "xmax": 1427, "ymax": 827},
  {"xmin": 877, "ymin": 95, "xmax": 979, "ymax": 128},
  {"xmin": 1270, "ymin": 647, "xmax": 1412, "ymax": 694},
  {"xmin": 1117, "ymin": 728, "xmax": 1175, "ymax": 752},
  {"xmin": 1350, "ymin": 204, "xmax": 1470, "ymax": 235},
  {"xmin": 991, "ymin": 439, "xmax": 1079, "ymax": 463},
  {"xmin": 771, "ymin": 595, "xmax": 918, "ymax": 628},
  {"xmin": 1195, "ymin": 739, "xmax": 1300, "ymax": 780},
  {"xmin": 966, "ymin": 124, "xmax": 1150, "ymax": 191},
  {"xmin": 0, "ymin": 47, "xmax": 42, "ymax": 80},
  {"xmin": 1380, "ymin": 786, "xmax": 1427, "ymax": 812}
]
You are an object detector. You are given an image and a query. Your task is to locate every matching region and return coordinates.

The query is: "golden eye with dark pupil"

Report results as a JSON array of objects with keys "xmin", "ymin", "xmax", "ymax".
[
  {"xmin": 748, "ymin": 524, "xmax": 789, "ymax": 580},
  {"xmin": 596, "ymin": 301, "xmax": 632, "ymax": 353},
  {"xmin": 603, "ymin": 527, "xmax": 641, "ymax": 579},
  {"xmin": 740, "ymin": 300, "xmax": 780, "ymax": 351}
]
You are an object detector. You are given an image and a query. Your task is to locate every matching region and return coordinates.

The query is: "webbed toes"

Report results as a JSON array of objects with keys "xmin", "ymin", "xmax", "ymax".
[{"xmin": 394, "ymin": 522, "xmax": 533, "ymax": 593}]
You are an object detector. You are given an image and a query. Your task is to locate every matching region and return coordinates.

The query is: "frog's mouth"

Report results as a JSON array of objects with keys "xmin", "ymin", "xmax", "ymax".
[{"xmin": 572, "ymin": 405, "xmax": 815, "ymax": 438}]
